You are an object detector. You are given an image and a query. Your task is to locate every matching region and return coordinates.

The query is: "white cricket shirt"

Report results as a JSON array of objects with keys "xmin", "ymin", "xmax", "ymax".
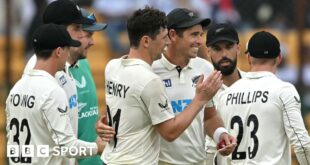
[
  {"xmin": 24, "ymin": 55, "xmax": 79, "ymax": 135},
  {"xmin": 152, "ymin": 55, "xmax": 214, "ymax": 164},
  {"xmin": 217, "ymin": 71, "xmax": 310, "ymax": 164},
  {"xmin": 102, "ymin": 57, "xmax": 175, "ymax": 165},
  {"xmin": 205, "ymin": 70, "xmax": 246, "ymax": 154},
  {"xmin": 6, "ymin": 70, "xmax": 97, "ymax": 165}
]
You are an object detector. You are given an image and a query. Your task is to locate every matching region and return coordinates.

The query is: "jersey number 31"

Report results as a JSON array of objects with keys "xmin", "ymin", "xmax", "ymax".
[{"xmin": 107, "ymin": 105, "xmax": 121, "ymax": 150}]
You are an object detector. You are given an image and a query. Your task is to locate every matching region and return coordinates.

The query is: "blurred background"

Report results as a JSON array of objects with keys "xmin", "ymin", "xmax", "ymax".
[{"xmin": 0, "ymin": 0, "xmax": 309, "ymax": 164}]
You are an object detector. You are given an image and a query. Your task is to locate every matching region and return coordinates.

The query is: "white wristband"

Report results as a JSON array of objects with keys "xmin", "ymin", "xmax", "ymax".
[{"xmin": 213, "ymin": 127, "xmax": 228, "ymax": 143}]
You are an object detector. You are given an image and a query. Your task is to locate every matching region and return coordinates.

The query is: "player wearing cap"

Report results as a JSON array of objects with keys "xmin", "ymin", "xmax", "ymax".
[
  {"xmin": 151, "ymin": 9, "xmax": 237, "ymax": 165},
  {"xmin": 22, "ymin": 1, "xmax": 102, "ymax": 164},
  {"xmin": 217, "ymin": 31, "xmax": 310, "ymax": 164},
  {"xmin": 24, "ymin": 0, "xmax": 95, "ymax": 136},
  {"xmin": 96, "ymin": 8, "xmax": 237, "ymax": 165},
  {"xmin": 99, "ymin": 6, "xmax": 224, "ymax": 164},
  {"xmin": 205, "ymin": 23, "xmax": 246, "ymax": 164},
  {"xmin": 69, "ymin": 8, "xmax": 108, "ymax": 165},
  {"xmin": 6, "ymin": 23, "xmax": 102, "ymax": 165}
]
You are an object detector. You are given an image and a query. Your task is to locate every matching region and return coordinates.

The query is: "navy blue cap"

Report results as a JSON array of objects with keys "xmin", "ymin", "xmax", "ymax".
[
  {"xmin": 167, "ymin": 8, "xmax": 211, "ymax": 29},
  {"xmin": 247, "ymin": 31, "xmax": 280, "ymax": 58},
  {"xmin": 81, "ymin": 8, "xmax": 107, "ymax": 31},
  {"xmin": 206, "ymin": 23, "xmax": 239, "ymax": 46},
  {"xmin": 33, "ymin": 23, "xmax": 81, "ymax": 50},
  {"xmin": 43, "ymin": 0, "xmax": 94, "ymax": 25}
]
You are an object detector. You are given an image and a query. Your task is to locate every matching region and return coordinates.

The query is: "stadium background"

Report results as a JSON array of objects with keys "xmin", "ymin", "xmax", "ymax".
[{"xmin": 0, "ymin": 0, "xmax": 309, "ymax": 164}]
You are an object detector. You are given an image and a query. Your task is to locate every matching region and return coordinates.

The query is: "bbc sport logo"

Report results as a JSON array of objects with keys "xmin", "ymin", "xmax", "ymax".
[{"xmin": 7, "ymin": 145, "xmax": 96, "ymax": 157}]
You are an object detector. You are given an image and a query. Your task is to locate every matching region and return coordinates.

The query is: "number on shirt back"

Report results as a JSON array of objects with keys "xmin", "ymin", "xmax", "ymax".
[
  {"xmin": 107, "ymin": 105, "xmax": 121, "ymax": 149},
  {"xmin": 230, "ymin": 114, "xmax": 259, "ymax": 160},
  {"xmin": 9, "ymin": 118, "xmax": 32, "ymax": 163}
]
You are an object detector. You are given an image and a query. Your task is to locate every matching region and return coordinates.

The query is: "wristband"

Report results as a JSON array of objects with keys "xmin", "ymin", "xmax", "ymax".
[{"xmin": 213, "ymin": 127, "xmax": 228, "ymax": 143}]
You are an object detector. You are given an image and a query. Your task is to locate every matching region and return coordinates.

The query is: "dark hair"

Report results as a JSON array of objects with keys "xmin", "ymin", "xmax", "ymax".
[
  {"xmin": 127, "ymin": 6, "xmax": 167, "ymax": 47},
  {"xmin": 34, "ymin": 46, "xmax": 68, "ymax": 60},
  {"xmin": 34, "ymin": 48, "xmax": 55, "ymax": 60},
  {"xmin": 170, "ymin": 28, "xmax": 187, "ymax": 38}
]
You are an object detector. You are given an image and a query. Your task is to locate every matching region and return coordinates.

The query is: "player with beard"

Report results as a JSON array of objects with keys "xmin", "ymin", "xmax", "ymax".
[
  {"xmin": 205, "ymin": 23, "xmax": 246, "ymax": 165},
  {"xmin": 68, "ymin": 8, "xmax": 108, "ymax": 165},
  {"xmin": 217, "ymin": 31, "xmax": 310, "ymax": 165}
]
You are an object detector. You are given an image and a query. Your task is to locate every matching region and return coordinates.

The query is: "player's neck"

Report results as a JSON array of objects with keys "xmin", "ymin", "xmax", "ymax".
[
  {"xmin": 67, "ymin": 55, "xmax": 77, "ymax": 66},
  {"xmin": 250, "ymin": 65, "xmax": 276, "ymax": 74},
  {"xmin": 33, "ymin": 59, "xmax": 58, "ymax": 76},
  {"xmin": 222, "ymin": 69, "xmax": 241, "ymax": 87},
  {"xmin": 128, "ymin": 47, "xmax": 153, "ymax": 66},
  {"xmin": 166, "ymin": 48, "xmax": 189, "ymax": 68}
]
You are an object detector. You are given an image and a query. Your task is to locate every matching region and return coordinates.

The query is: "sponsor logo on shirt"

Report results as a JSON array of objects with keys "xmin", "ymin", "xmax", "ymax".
[
  {"xmin": 158, "ymin": 100, "xmax": 171, "ymax": 112},
  {"xmin": 75, "ymin": 76, "xmax": 86, "ymax": 88},
  {"xmin": 163, "ymin": 79, "xmax": 172, "ymax": 87},
  {"xmin": 69, "ymin": 94, "xmax": 78, "ymax": 109},
  {"xmin": 158, "ymin": 100, "xmax": 168, "ymax": 108},
  {"xmin": 57, "ymin": 106, "xmax": 68, "ymax": 113},
  {"xmin": 79, "ymin": 106, "xmax": 98, "ymax": 119},
  {"xmin": 59, "ymin": 75, "xmax": 67, "ymax": 86},
  {"xmin": 171, "ymin": 99, "xmax": 192, "ymax": 113}
]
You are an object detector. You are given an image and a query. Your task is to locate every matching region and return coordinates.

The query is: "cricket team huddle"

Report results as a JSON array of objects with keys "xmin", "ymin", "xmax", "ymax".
[{"xmin": 5, "ymin": 0, "xmax": 310, "ymax": 165}]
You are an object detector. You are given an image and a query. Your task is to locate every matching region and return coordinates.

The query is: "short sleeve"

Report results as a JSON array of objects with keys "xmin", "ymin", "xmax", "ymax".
[
  {"xmin": 41, "ymin": 87, "xmax": 97, "ymax": 157},
  {"xmin": 141, "ymin": 78, "xmax": 174, "ymax": 125}
]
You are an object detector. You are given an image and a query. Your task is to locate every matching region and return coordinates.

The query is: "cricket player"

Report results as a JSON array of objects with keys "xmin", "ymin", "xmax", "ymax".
[
  {"xmin": 24, "ymin": 0, "xmax": 95, "ymax": 136},
  {"xmin": 69, "ymin": 8, "xmax": 108, "ymax": 165},
  {"xmin": 205, "ymin": 23, "xmax": 246, "ymax": 164},
  {"xmin": 151, "ymin": 9, "xmax": 237, "ymax": 165},
  {"xmin": 6, "ymin": 23, "xmax": 101, "ymax": 165},
  {"xmin": 98, "ymin": 6, "xmax": 235, "ymax": 165},
  {"xmin": 217, "ymin": 31, "xmax": 310, "ymax": 164}
]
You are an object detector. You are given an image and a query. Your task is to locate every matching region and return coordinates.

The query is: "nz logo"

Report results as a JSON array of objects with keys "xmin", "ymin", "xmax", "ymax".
[
  {"xmin": 158, "ymin": 100, "xmax": 169, "ymax": 111},
  {"xmin": 191, "ymin": 75, "xmax": 201, "ymax": 87},
  {"xmin": 57, "ymin": 106, "xmax": 68, "ymax": 113}
]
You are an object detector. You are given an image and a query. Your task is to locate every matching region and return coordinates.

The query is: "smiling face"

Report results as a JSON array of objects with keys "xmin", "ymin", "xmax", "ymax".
[
  {"xmin": 174, "ymin": 24, "xmax": 204, "ymax": 59},
  {"xmin": 208, "ymin": 41, "xmax": 240, "ymax": 75}
]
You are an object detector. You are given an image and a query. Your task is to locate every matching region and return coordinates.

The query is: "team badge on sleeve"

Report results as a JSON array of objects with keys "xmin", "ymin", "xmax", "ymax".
[
  {"xmin": 158, "ymin": 100, "xmax": 168, "ymax": 109},
  {"xmin": 57, "ymin": 106, "xmax": 68, "ymax": 113},
  {"xmin": 294, "ymin": 96, "xmax": 301, "ymax": 103},
  {"xmin": 158, "ymin": 100, "xmax": 170, "ymax": 112}
]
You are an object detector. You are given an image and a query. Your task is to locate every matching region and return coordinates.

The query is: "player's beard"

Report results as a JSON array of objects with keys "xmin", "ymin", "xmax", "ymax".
[
  {"xmin": 78, "ymin": 53, "xmax": 87, "ymax": 60},
  {"xmin": 212, "ymin": 56, "xmax": 237, "ymax": 76}
]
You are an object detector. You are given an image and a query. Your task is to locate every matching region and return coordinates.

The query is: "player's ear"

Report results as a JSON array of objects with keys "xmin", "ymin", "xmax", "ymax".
[
  {"xmin": 168, "ymin": 29, "xmax": 177, "ymax": 42},
  {"xmin": 247, "ymin": 54, "xmax": 252, "ymax": 65},
  {"xmin": 276, "ymin": 54, "xmax": 282, "ymax": 66},
  {"xmin": 141, "ymin": 35, "xmax": 150, "ymax": 48},
  {"xmin": 54, "ymin": 47, "xmax": 62, "ymax": 58},
  {"xmin": 236, "ymin": 43, "xmax": 241, "ymax": 56}
]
